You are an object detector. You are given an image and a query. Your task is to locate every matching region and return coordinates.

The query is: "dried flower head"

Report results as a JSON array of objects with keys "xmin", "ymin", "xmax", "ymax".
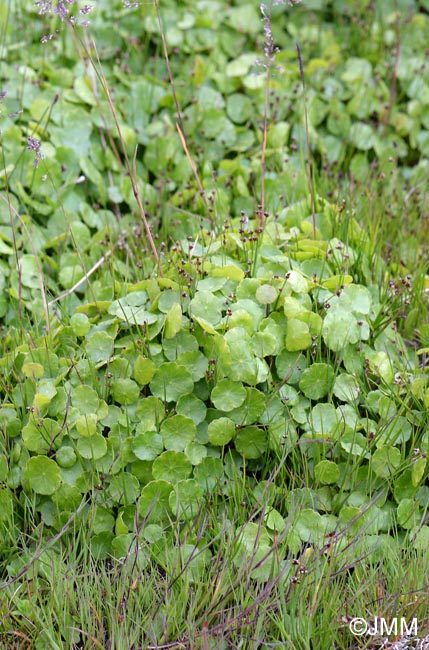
[
  {"xmin": 55, "ymin": 0, "xmax": 72, "ymax": 20},
  {"xmin": 34, "ymin": 0, "xmax": 93, "ymax": 27},
  {"xmin": 35, "ymin": 0, "xmax": 53, "ymax": 14},
  {"xmin": 27, "ymin": 136, "xmax": 41, "ymax": 152},
  {"xmin": 27, "ymin": 137, "xmax": 45, "ymax": 168}
]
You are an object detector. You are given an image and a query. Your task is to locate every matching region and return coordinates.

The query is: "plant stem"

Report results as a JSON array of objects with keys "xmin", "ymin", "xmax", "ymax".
[{"xmin": 296, "ymin": 42, "xmax": 316, "ymax": 239}]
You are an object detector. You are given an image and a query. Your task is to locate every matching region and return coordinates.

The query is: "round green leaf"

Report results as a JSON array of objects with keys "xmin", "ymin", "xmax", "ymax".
[
  {"xmin": 264, "ymin": 508, "xmax": 286, "ymax": 532},
  {"xmin": 211, "ymin": 379, "xmax": 246, "ymax": 411},
  {"xmin": 370, "ymin": 447, "xmax": 401, "ymax": 479},
  {"xmin": 411, "ymin": 456, "xmax": 426, "ymax": 487},
  {"xmin": 299, "ymin": 364, "xmax": 335, "ymax": 400},
  {"xmin": 158, "ymin": 290, "xmax": 180, "ymax": 313},
  {"xmin": 22, "ymin": 418, "xmax": 61, "ymax": 453},
  {"xmin": 108, "ymin": 293, "xmax": 157, "ymax": 325},
  {"xmin": 52, "ymin": 484, "xmax": 82, "ymax": 510},
  {"xmin": 20, "ymin": 255, "xmax": 40, "ymax": 288},
  {"xmin": 176, "ymin": 394, "xmax": 207, "ymax": 425},
  {"xmin": 77, "ymin": 434, "xmax": 107, "ymax": 460},
  {"xmin": 160, "ymin": 415, "xmax": 197, "ymax": 451},
  {"xmin": 397, "ymin": 499, "xmax": 419, "ymax": 529},
  {"xmin": 76, "ymin": 413, "xmax": 98, "ymax": 437},
  {"xmin": 228, "ymin": 309, "xmax": 255, "ymax": 335},
  {"xmin": 107, "ymin": 473, "xmax": 140, "ymax": 505},
  {"xmin": 72, "ymin": 385, "xmax": 100, "ymax": 414},
  {"xmin": 278, "ymin": 384, "xmax": 299, "ymax": 407},
  {"xmin": 275, "ymin": 350, "xmax": 307, "ymax": 385},
  {"xmin": 208, "ymin": 417, "xmax": 236, "ymax": 446},
  {"xmin": 226, "ymin": 52, "xmax": 258, "ymax": 76},
  {"xmin": 133, "ymin": 356, "xmax": 156, "ymax": 386},
  {"xmin": 141, "ymin": 524, "xmax": 163, "ymax": 543},
  {"xmin": 111, "ymin": 533, "xmax": 134, "ymax": 559},
  {"xmin": 339, "ymin": 285, "xmax": 372, "ymax": 315},
  {"xmin": 115, "ymin": 512, "xmax": 129, "ymax": 536},
  {"xmin": 178, "ymin": 544, "xmax": 212, "ymax": 583},
  {"xmin": 85, "ymin": 331, "xmax": 115, "ymax": 365},
  {"xmin": 378, "ymin": 416, "xmax": 412, "ymax": 445},
  {"xmin": 238, "ymin": 524, "xmax": 272, "ymax": 563},
  {"xmin": 252, "ymin": 331, "xmax": 279, "ymax": 357},
  {"xmin": 164, "ymin": 302, "xmax": 183, "ymax": 339},
  {"xmin": 184, "ymin": 441, "xmax": 207, "ymax": 465},
  {"xmin": 366, "ymin": 351, "xmax": 394, "ymax": 384},
  {"xmin": 111, "ymin": 378, "xmax": 140, "ymax": 405},
  {"xmin": 227, "ymin": 387, "xmax": 266, "ymax": 425},
  {"xmin": 340, "ymin": 430, "xmax": 370, "ymax": 458},
  {"xmin": 22, "ymin": 363, "xmax": 44, "ymax": 379},
  {"xmin": 169, "ymin": 479, "xmax": 204, "ymax": 519},
  {"xmin": 25, "ymin": 456, "xmax": 62, "ymax": 495},
  {"xmin": 226, "ymin": 93, "xmax": 252, "ymax": 124},
  {"xmin": 70, "ymin": 313, "xmax": 91, "ymax": 337},
  {"xmin": 152, "ymin": 450, "xmax": 192, "ymax": 482},
  {"xmin": 309, "ymin": 403, "xmax": 339, "ymax": 436},
  {"xmin": 194, "ymin": 457, "xmax": 224, "ymax": 492},
  {"xmin": 189, "ymin": 290, "xmax": 223, "ymax": 326},
  {"xmin": 314, "ymin": 460, "xmax": 340, "ymax": 485},
  {"xmin": 150, "ymin": 362, "xmax": 194, "ymax": 403},
  {"xmin": 135, "ymin": 396, "xmax": 165, "ymax": 431},
  {"xmin": 294, "ymin": 509, "xmax": 333, "ymax": 544},
  {"xmin": 350, "ymin": 122, "xmax": 376, "ymax": 150},
  {"xmin": 350, "ymin": 153, "xmax": 369, "ymax": 181},
  {"xmin": 285, "ymin": 319, "xmax": 311, "ymax": 351},
  {"xmin": 322, "ymin": 308, "xmax": 360, "ymax": 352},
  {"xmin": 139, "ymin": 480, "xmax": 173, "ymax": 522},
  {"xmin": 412, "ymin": 526, "xmax": 429, "ymax": 550},
  {"xmin": 283, "ymin": 296, "xmax": 309, "ymax": 320},
  {"xmin": 235, "ymin": 426, "xmax": 267, "ymax": 459},
  {"xmin": 132, "ymin": 431, "xmax": 163, "ymax": 461},
  {"xmin": 333, "ymin": 373, "xmax": 360, "ymax": 402},
  {"xmin": 223, "ymin": 328, "xmax": 258, "ymax": 383},
  {"xmin": 55, "ymin": 445, "xmax": 77, "ymax": 468},
  {"xmin": 286, "ymin": 271, "xmax": 309, "ymax": 293},
  {"xmin": 256, "ymin": 284, "xmax": 278, "ymax": 305},
  {"xmin": 90, "ymin": 532, "xmax": 114, "ymax": 560},
  {"xmin": 177, "ymin": 350, "xmax": 209, "ymax": 381}
]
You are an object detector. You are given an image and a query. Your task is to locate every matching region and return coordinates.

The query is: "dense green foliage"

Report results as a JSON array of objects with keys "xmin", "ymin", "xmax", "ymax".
[
  {"xmin": 1, "ymin": 200, "xmax": 428, "ymax": 557},
  {"xmin": 1, "ymin": 0, "xmax": 429, "ymax": 648}
]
